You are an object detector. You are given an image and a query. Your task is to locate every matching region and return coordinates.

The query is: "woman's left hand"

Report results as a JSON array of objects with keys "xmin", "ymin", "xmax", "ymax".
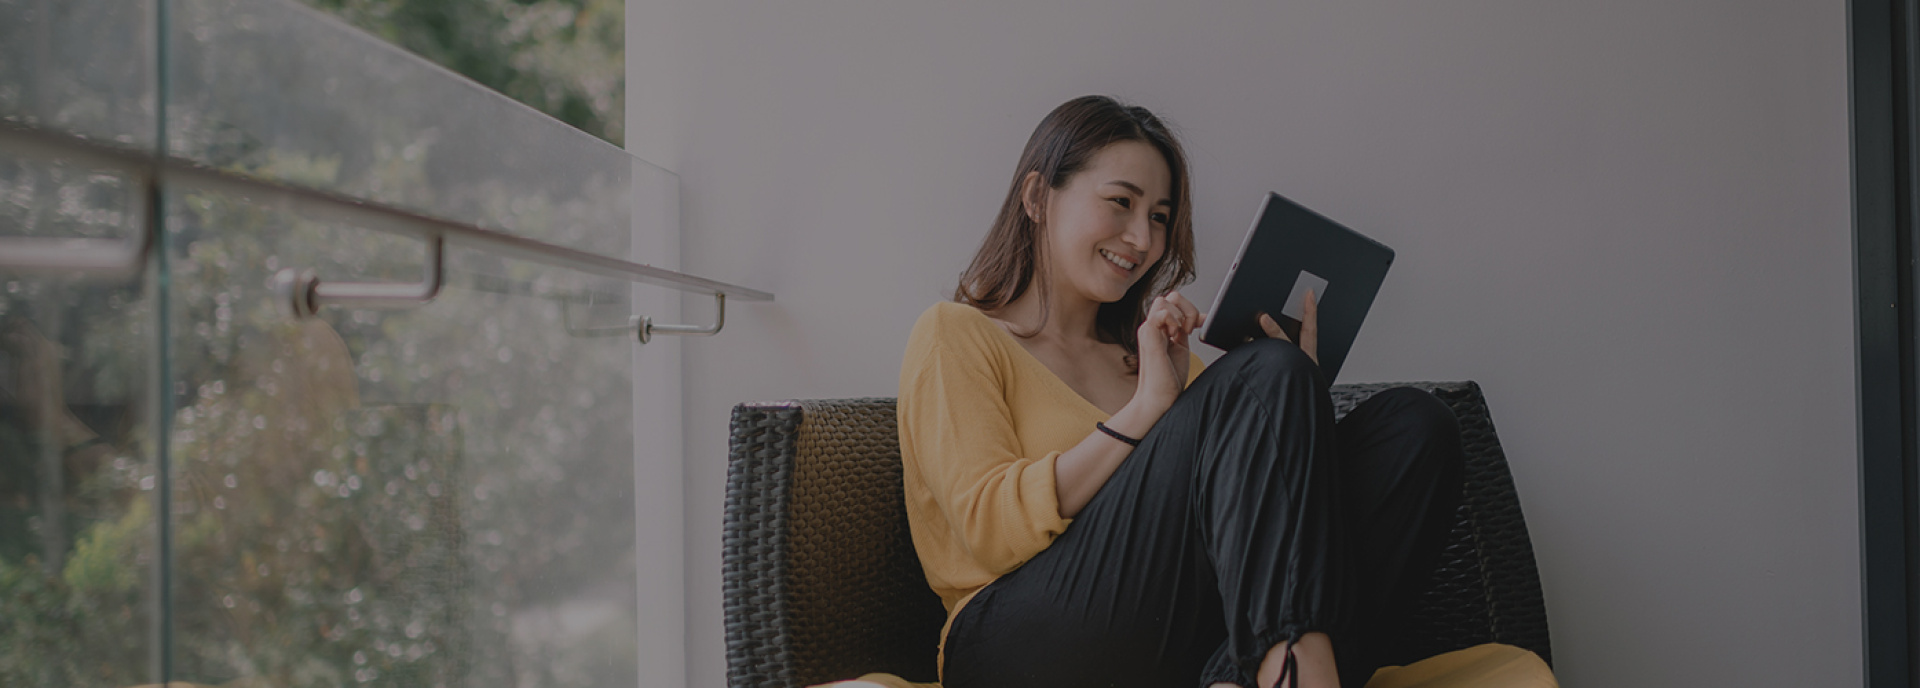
[{"xmin": 1257, "ymin": 289, "xmax": 1318, "ymax": 366}]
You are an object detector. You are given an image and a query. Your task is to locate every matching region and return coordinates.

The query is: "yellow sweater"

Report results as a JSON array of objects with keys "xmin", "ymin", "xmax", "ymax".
[{"xmin": 896, "ymin": 301, "xmax": 1204, "ymax": 676}]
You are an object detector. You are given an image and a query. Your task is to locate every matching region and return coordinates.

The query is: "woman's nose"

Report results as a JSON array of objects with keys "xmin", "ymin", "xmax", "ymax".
[{"xmin": 1123, "ymin": 214, "xmax": 1152, "ymax": 250}]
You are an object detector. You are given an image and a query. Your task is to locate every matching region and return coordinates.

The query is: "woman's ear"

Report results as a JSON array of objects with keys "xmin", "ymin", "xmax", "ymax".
[{"xmin": 1019, "ymin": 171, "xmax": 1046, "ymax": 224}]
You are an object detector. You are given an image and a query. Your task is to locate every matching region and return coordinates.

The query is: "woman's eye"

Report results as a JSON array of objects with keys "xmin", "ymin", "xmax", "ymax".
[
  {"xmin": 1151, "ymin": 212, "xmax": 1170, "ymax": 225},
  {"xmin": 1110, "ymin": 197, "xmax": 1132, "ymax": 210}
]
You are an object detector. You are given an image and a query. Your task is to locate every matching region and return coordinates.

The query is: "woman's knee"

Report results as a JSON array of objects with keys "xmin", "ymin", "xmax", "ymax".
[
  {"xmin": 1211, "ymin": 338, "xmax": 1321, "ymax": 390},
  {"xmin": 1370, "ymin": 386, "xmax": 1450, "ymax": 419},
  {"xmin": 1368, "ymin": 387, "xmax": 1465, "ymax": 466}
]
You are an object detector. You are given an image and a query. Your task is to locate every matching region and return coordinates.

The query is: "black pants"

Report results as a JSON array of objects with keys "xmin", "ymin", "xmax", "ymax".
[{"xmin": 942, "ymin": 339, "xmax": 1465, "ymax": 688}]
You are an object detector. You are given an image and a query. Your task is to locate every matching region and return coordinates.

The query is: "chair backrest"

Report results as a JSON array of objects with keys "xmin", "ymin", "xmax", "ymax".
[
  {"xmin": 724, "ymin": 382, "xmax": 1550, "ymax": 688},
  {"xmin": 726, "ymin": 399, "xmax": 946, "ymax": 687}
]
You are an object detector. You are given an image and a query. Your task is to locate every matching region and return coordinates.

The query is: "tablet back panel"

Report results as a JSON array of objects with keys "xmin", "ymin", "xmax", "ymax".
[{"xmin": 1199, "ymin": 192, "xmax": 1393, "ymax": 382}]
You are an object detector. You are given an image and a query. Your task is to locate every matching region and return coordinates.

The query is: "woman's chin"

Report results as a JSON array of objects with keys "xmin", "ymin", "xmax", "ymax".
[{"xmin": 1074, "ymin": 276, "xmax": 1138, "ymax": 304}]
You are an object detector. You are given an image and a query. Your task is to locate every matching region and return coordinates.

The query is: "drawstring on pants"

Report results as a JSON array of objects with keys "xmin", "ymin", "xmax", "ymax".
[{"xmin": 1273, "ymin": 642, "xmax": 1299, "ymax": 688}]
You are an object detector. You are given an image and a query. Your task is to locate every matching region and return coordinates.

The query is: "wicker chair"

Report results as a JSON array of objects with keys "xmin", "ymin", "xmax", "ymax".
[{"xmin": 725, "ymin": 382, "xmax": 1550, "ymax": 688}]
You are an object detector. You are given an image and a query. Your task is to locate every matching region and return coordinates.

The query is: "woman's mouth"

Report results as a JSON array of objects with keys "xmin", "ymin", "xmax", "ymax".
[{"xmin": 1099, "ymin": 248, "xmax": 1138, "ymax": 273}]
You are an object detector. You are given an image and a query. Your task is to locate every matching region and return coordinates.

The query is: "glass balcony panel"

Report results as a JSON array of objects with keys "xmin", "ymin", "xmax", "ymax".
[
  {"xmin": 167, "ymin": 0, "xmax": 634, "ymax": 257},
  {"xmin": 3, "ymin": 1, "xmax": 668, "ymax": 685},
  {"xmin": 0, "ymin": 249, "xmax": 160, "ymax": 688},
  {"xmin": 0, "ymin": 0, "xmax": 155, "ymax": 253},
  {"xmin": 162, "ymin": 181, "xmax": 639, "ymax": 687},
  {"xmin": 160, "ymin": 1, "xmax": 661, "ymax": 684},
  {"xmin": 0, "ymin": 0, "xmax": 158, "ymax": 147},
  {"xmin": 0, "ymin": 1, "xmax": 161, "ymax": 685},
  {"xmin": 0, "ymin": 274, "xmax": 161, "ymax": 688}
]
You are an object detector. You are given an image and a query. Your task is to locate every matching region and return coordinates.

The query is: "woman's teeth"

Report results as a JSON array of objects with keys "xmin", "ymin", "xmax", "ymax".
[{"xmin": 1100, "ymin": 249, "xmax": 1136, "ymax": 271}]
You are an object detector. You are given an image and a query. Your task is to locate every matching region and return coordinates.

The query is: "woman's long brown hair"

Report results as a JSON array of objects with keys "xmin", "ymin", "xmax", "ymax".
[{"xmin": 955, "ymin": 95, "xmax": 1197, "ymax": 361}]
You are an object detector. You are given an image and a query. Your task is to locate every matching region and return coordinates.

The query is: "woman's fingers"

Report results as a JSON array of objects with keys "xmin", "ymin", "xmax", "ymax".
[
  {"xmin": 1253, "ymin": 292, "xmax": 1319, "ymax": 364},
  {"xmin": 1140, "ymin": 302, "xmax": 1171, "ymax": 347},
  {"xmin": 1257, "ymin": 312, "xmax": 1289, "ymax": 342},
  {"xmin": 1141, "ymin": 295, "xmax": 1168, "ymax": 337},
  {"xmin": 1301, "ymin": 289, "xmax": 1318, "ymax": 342},
  {"xmin": 1148, "ymin": 292, "xmax": 1202, "ymax": 344},
  {"xmin": 1143, "ymin": 293, "xmax": 1201, "ymax": 350},
  {"xmin": 1298, "ymin": 290, "xmax": 1320, "ymax": 364},
  {"xmin": 1162, "ymin": 291, "xmax": 1203, "ymax": 332}
]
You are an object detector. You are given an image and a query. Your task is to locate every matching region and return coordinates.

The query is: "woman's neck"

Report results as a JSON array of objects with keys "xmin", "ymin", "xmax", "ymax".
[{"xmin": 997, "ymin": 285, "xmax": 1102, "ymax": 346}]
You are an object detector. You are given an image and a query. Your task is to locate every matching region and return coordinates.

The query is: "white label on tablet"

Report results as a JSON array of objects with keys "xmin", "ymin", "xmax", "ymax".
[{"xmin": 1282, "ymin": 271, "xmax": 1329, "ymax": 321}]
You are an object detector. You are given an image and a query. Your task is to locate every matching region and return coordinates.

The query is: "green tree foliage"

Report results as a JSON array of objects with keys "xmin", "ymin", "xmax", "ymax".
[{"xmin": 300, "ymin": 0, "xmax": 625, "ymax": 145}]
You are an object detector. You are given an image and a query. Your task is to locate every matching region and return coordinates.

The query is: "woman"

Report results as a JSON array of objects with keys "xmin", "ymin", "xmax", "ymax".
[{"xmin": 896, "ymin": 96, "xmax": 1466, "ymax": 688}]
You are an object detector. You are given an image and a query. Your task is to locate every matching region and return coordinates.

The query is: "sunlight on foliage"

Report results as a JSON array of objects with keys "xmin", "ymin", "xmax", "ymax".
[{"xmin": 299, "ymin": 0, "xmax": 626, "ymax": 145}]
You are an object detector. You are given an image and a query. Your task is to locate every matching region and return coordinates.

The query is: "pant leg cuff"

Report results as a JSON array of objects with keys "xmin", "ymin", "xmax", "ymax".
[
  {"xmin": 1198, "ymin": 657, "xmax": 1256, "ymax": 688},
  {"xmin": 1199, "ymin": 625, "xmax": 1317, "ymax": 688}
]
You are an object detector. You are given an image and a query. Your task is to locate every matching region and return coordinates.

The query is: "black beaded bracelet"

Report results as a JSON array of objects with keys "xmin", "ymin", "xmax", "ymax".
[{"xmin": 1094, "ymin": 421, "xmax": 1142, "ymax": 447}]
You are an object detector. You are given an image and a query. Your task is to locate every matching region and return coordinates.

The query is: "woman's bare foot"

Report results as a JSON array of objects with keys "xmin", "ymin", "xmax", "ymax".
[{"xmin": 1256, "ymin": 632, "xmax": 1339, "ymax": 688}]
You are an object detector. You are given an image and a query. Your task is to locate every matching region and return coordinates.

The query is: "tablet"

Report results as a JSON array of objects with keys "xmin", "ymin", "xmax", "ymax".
[{"xmin": 1198, "ymin": 192, "xmax": 1394, "ymax": 382}]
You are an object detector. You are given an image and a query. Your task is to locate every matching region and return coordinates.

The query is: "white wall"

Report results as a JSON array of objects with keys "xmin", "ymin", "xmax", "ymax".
[
  {"xmin": 628, "ymin": 1, "xmax": 1858, "ymax": 686},
  {"xmin": 628, "ymin": 157, "xmax": 685, "ymax": 688}
]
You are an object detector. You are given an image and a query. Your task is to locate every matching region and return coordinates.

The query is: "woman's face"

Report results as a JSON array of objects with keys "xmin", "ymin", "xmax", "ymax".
[{"xmin": 1031, "ymin": 140, "xmax": 1173, "ymax": 305}]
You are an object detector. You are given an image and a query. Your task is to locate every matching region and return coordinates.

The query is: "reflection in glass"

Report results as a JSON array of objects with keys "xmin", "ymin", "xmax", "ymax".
[
  {"xmin": 0, "ymin": 278, "xmax": 159, "ymax": 687},
  {"xmin": 0, "ymin": 0, "xmax": 160, "ymax": 685}
]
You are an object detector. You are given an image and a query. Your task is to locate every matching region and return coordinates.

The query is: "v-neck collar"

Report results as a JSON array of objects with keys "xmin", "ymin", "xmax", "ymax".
[{"xmin": 960, "ymin": 304, "xmax": 1118, "ymax": 420}]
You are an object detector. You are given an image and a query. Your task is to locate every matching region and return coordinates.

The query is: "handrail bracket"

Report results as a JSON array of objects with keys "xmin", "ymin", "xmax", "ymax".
[
  {"xmin": 640, "ymin": 292, "xmax": 725, "ymax": 344},
  {"xmin": 273, "ymin": 236, "xmax": 445, "ymax": 319}
]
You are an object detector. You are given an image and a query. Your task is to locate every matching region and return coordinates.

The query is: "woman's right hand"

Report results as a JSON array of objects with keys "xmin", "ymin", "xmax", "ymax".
[
  {"xmin": 1131, "ymin": 291, "xmax": 1203, "ymax": 419},
  {"xmin": 1056, "ymin": 292, "xmax": 1203, "ymax": 516}
]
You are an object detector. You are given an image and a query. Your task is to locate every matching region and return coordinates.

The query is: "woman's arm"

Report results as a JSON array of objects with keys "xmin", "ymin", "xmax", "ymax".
[
  {"xmin": 1048, "ymin": 399, "xmax": 1165, "ymax": 519},
  {"xmin": 1053, "ymin": 292, "xmax": 1204, "ymax": 518},
  {"xmin": 899, "ymin": 308, "xmax": 1075, "ymax": 574}
]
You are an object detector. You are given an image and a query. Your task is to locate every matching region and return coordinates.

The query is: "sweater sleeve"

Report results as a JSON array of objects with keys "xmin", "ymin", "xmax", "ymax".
[{"xmin": 898, "ymin": 317, "xmax": 1071, "ymax": 576}]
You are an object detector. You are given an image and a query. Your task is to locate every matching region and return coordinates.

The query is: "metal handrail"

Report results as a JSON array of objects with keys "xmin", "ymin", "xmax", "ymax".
[
  {"xmin": 0, "ymin": 120, "xmax": 770, "ymax": 339},
  {"xmin": 0, "ymin": 123, "xmax": 158, "ymax": 277},
  {"xmin": 0, "ymin": 235, "xmax": 154, "ymax": 276}
]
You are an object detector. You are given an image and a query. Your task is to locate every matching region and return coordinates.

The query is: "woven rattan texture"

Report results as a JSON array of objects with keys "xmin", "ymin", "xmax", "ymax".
[
  {"xmin": 725, "ymin": 382, "xmax": 1549, "ymax": 687},
  {"xmin": 1330, "ymin": 382, "xmax": 1552, "ymax": 666},
  {"xmin": 724, "ymin": 400, "xmax": 946, "ymax": 688},
  {"xmin": 787, "ymin": 399, "xmax": 947, "ymax": 684},
  {"xmin": 725, "ymin": 403, "xmax": 804, "ymax": 688}
]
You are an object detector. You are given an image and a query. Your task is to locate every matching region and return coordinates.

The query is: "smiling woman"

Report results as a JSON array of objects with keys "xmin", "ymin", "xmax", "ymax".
[{"xmin": 893, "ymin": 96, "xmax": 1475, "ymax": 688}]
